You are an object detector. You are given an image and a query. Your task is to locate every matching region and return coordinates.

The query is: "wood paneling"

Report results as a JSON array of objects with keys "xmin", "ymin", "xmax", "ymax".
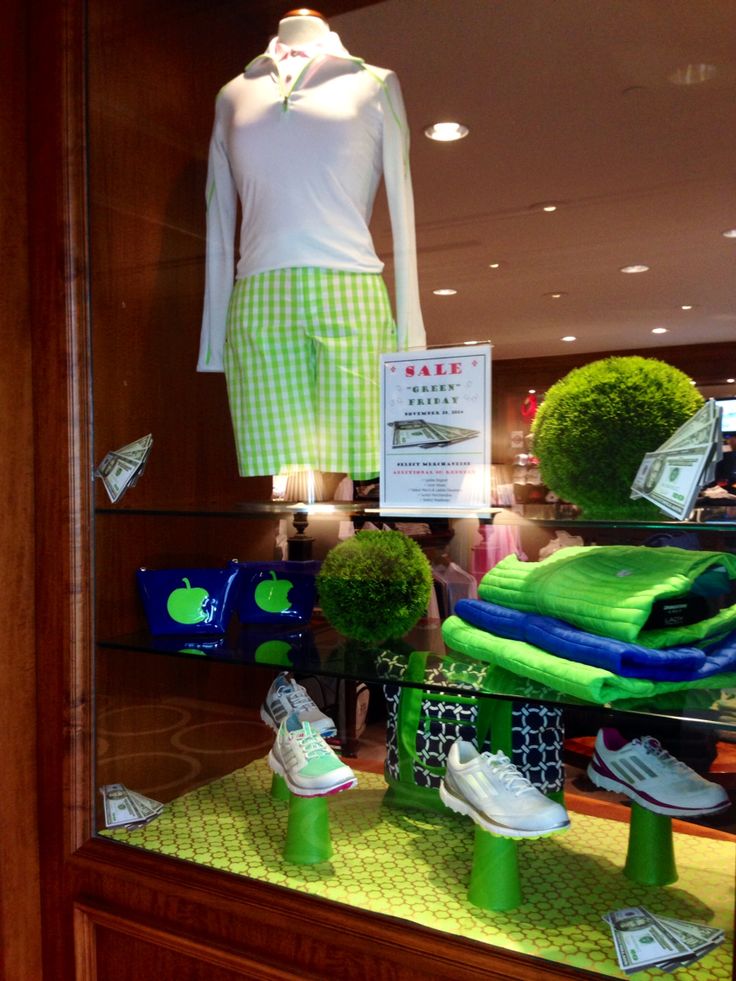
[
  {"xmin": 0, "ymin": 1, "xmax": 43, "ymax": 978},
  {"xmin": 71, "ymin": 841, "xmax": 599, "ymax": 981}
]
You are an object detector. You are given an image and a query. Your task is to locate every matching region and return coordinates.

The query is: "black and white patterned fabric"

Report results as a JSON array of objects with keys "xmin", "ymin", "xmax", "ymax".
[{"xmin": 382, "ymin": 651, "xmax": 564, "ymax": 794}]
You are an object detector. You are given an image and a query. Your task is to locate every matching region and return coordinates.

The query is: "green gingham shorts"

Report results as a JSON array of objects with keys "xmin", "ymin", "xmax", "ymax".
[{"xmin": 223, "ymin": 267, "xmax": 397, "ymax": 480}]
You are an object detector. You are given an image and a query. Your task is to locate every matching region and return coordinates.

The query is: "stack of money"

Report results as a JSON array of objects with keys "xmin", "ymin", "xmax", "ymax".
[
  {"xmin": 631, "ymin": 400, "xmax": 723, "ymax": 520},
  {"xmin": 100, "ymin": 783, "xmax": 164, "ymax": 829},
  {"xmin": 96, "ymin": 433, "xmax": 153, "ymax": 503},
  {"xmin": 604, "ymin": 905, "xmax": 724, "ymax": 974}
]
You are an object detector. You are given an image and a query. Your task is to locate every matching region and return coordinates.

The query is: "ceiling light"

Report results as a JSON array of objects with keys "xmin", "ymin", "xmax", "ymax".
[
  {"xmin": 424, "ymin": 122, "xmax": 469, "ymax": 142},
  {"xmin": 620, "ymin": 264, "xmax": 650, "ymax": 274},
  {"xmin": 727, "ymin": 377, "xmax": 735, "ymax": 383},
  {"xmin": 544, "ymin": 291, "xmax": 568, "ymax": 299},
  {"xmin": 432, "ymin": 288, "xmax": 457, "ymax": 296},
  {"xmin": 668, "ymin": 63, "xmax": 717, "ymax": 86},
  {"xmin": 488, "ymin": 262, "xmax": 502, "ymax": 269},
  {"xmin": 561, "ymin": 335, "xmax": 576, "ymax": 343},
  {"xmin": 530, "ymin": 201, "xmax": 562, "ymax": 213},
  {"xmin": 680, "ymin": 304, "xmax": 694, "ymax": 311},
  {"xmin": 722, "ymin": 228, "xmax": 736, "ymax": 239},
  {"xmin": 651, "ymin": 327, "xmax": 669, "ymax": 334},
  {"xmin": 528, "ymin": 389, "xmax": 536, "ymax": 394}
]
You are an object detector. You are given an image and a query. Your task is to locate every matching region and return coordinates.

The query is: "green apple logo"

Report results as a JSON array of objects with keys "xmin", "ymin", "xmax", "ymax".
[
  {"xmin": 167, "ymin": 577, "xmax": 210, "ymax": 624},
  {"xmin": 254, "ymin": 570, "xmax": 293, "ymax": 614},
  {"xmin": 254, "ymin": 639, "xmax": 293, "ymax": 664}
]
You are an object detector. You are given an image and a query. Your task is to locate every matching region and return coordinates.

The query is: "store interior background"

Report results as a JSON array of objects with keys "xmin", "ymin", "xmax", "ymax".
[{"xmin": 92, "ymin": 0, "xmax": 736, "ymax": 845}]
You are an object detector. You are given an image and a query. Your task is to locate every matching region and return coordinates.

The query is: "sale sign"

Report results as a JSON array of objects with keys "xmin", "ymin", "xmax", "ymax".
[{"xmin": 379, "ymin": 345, "xmax": 492, "ymax": 512}]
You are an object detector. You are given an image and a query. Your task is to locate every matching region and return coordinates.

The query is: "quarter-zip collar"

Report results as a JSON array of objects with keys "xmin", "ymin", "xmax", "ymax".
[{"xmin": 245, "ymin": 31, "xmax": 365, "ymax": 111}]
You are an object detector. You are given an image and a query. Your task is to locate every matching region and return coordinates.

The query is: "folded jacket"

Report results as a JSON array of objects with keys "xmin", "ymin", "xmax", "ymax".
[
  {"xmin": 442, "ymin": 614, "xmax": 736, "ymax": 704},
  {"xmin": 478, "ymin": 545, "xmax": 736, "ymax": 648},
  {"xmin": 454, "ymin": 598, "xmax": 736, "ymax": 682}
]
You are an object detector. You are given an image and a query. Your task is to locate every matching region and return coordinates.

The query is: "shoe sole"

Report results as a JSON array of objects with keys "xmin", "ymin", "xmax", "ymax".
[
  {"xmin": 268, "ymin": 749, "xmax": 357, "ymax": 798},
  {"xmin": 260, "ymin": 705, "xmax": 337, "ymax": 740},
  {"xmin": 587, "ymin": 762, "xmax": 731, "ymax": 818},
  {"xmin": 439, "ymin": 781, "xmax": 569, "ymax": 839}
]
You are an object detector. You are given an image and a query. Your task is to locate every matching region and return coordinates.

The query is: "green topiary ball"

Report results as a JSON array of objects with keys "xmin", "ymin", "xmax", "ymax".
[
  {"xmin": 531, "ymin": 356, "xmax": 703, "ymax": 519},
  {"xmin": 317, "ymin": 530, "xmax": 433, "ymax": 644}
]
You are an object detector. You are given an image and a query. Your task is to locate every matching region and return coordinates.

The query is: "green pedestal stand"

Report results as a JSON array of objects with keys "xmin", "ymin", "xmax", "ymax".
[
  {"xmin": 283, "ymin": 792, "xmax": 333, "ymax": 865},
  {"xmin": 270, "ymin": 772, "xmax": 291, "ymax": 802},
  {"xmin": 467, "ymin": 826, "xmax": 523, "ymax": 911},
  {"xmin": 623, "ymin": 802, "xmax": 678, "ymax": 886},
  {"xmin": 465, "ymin": 699, "xmax": 524, "ymax": 911}
]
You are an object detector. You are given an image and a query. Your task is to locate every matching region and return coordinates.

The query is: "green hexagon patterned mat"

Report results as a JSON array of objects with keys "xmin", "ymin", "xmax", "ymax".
[{"xmin": 102, "ymin": 759, "xmax": 734, "ymax": 979}]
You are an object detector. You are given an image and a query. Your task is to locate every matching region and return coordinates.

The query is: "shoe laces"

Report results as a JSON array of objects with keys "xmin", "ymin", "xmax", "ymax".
[
  {"xmin": 287, "ymin": 682, "xmax": 318, "ymax": 714},
  {"xmin": 482, "ymin": 751, "xmax": 535, "ymax": 796},
  {"xmin": 294, "ymin": 724, "xmax": 330, "ymax": 760},
  {"xmin": 632, "ymin": 737, "xmax": 690, "ymax": 774}
]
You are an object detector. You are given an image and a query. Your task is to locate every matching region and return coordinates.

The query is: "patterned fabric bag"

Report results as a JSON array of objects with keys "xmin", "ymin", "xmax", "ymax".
[{"xmin": 379, "ymin": 649, "xmax": 564, "ymax": 811}]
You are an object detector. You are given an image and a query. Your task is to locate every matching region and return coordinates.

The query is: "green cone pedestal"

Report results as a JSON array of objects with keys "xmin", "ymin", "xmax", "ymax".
[
  {"xmin": 283, "ymin": 792, "xmax": 333, "ymax": 865},
  {"xmin": 624, "ymin": 802, "xmax": 678, "ymax": 886}
]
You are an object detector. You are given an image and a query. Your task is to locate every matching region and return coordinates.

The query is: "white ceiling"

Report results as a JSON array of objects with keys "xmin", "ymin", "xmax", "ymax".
[{"xmin": 332, "ymin": 0, "xmax": 736, "ymax": 391}]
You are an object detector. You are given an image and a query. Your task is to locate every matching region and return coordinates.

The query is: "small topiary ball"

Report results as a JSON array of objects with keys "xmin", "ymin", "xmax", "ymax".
[
  {"xmin": 317, "ymin": 530, "xmax": 433, "ymax": 644},
  {"xmin": 531, "ymin": 356, "xmax": 703, "ymax": 519}
]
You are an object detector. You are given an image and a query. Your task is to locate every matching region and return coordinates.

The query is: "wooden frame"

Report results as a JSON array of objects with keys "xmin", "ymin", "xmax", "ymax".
[{"xmin": 23, "ymin": 0, "xmax": 735, "ymax": 978}]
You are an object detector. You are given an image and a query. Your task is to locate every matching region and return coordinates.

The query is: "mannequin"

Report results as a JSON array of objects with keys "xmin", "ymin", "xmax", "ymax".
[{"xmin": 198, "ymin": 9, "xmax": 426, "ymax": 482}]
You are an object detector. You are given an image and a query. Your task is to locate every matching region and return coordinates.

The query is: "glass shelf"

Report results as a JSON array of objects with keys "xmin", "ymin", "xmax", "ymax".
[
  {"xmin": 97, "ymin": 619, "xmax": 736, "ymax": 732},
  {"xmin": 95, "ymin": 499, "xmax": 736, "ymax": 529}
]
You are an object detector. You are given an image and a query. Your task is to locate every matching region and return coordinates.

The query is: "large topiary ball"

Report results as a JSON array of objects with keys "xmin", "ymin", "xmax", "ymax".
[
  {"xmin": 531, "ymin": 356, "xmax": 703, "ymax": 519},
  {"xmin": 317, "ymin": 530, "xmax": 433, "ymax": 644}
]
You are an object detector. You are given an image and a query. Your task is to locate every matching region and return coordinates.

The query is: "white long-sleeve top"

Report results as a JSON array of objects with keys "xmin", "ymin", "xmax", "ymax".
[{"xmin": 198, "ymin": 31, "xmax": 426, "ymax": 371}]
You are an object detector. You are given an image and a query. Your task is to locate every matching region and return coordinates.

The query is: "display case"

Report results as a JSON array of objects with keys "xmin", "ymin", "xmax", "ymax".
[
  {"xmin": 25, "ymin": 0, "xmax": 736, "ymax": 979},
  {"xmin": 90, "ymin": 499, "xmax": 736, "ymax": 979}
]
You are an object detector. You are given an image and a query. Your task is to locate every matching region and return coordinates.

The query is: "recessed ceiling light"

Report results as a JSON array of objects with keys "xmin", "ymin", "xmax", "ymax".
[
  {"xmin": 668, "ymin": 63, "xmax": 717, "ymax": 86},
  {"xmin": 652, "ymin": 327, "xmax": 669, "ymax": 334},
  {"xmin": 727, "ymin": 377, "xmax": 736, "ymax": 383},
  {"xmin": 488, "ymin": 262, "xmax": 502, "ymax": 269},
  {"xmin": 424, "ymin": 122, "xmax": 469, "ymax": 142},
  {"xmin": 432, "ymin": 288, "xmax": 457, "ymax": 296},
  {"xmin": 722, "ymin": 228, "xmax": 736, "ymax": 239},
  {"xmin": 620, "ymin": 264, "xmax": 650, "ymax": 274},
  {"xmin": 528, "ymin": 389, "xmax": 536, "ymax": 394},
  {"xmin": 680, "ymin": 304, "xmax": 694, "ymax": 311},
  {"xmin": 544, "ymin": 291, "xmax": 568, "ymax": 299},
  {"xmin": 561, "ymin": 335, "xmax": 576, "ymax": 343}
]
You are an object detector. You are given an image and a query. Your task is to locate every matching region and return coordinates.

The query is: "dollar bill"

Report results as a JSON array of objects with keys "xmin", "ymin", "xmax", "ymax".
[
  {"xmin": 630, "ymin": 445, "xmax": 716, "ymax": 519},
  {"xmin": 658, "ymin": 400, "xmax": 721, "ymax": 453},
  {"xmin": 604, "ymin": 906, "xmax": 690, "ymax": 972},
  {"xmin": 96, "ymin": 434, "xmax": 153, "ymax": 503},
  {"xmin": 604, "ymin": 907, "xmax": 725, "ymax": 974},
  {"xmin": 656, "ymin": 941, "xmax": 723, "ymax": 974},
  {"xmin": 127, "ymin": 789, "xmax": 164, "ymax": 818},
  {"xmin": 629, "ymin": 400, "xmax": 724, "ymax": 517},
  {"xmin": 655, "ymin": 914, "xmax": 724, "ymax": 950},
  {"xmin": 100, "ymin": 783, "xmax": 164, "ymax": 828},
  {"xmin": 101, "ymin": 783, "xmax": 148, "ymax": 827}
]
